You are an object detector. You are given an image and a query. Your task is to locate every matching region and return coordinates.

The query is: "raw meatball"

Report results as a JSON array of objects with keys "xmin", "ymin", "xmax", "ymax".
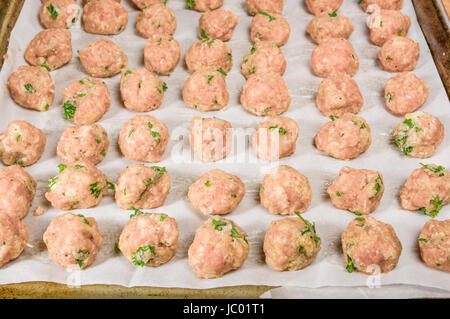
[
  {"xmin": 368, "ymin": 9, "xmax": 411, "ymax": 46},
  {"xmin": 0, "ymin": 212, "xmax": 28, "ymax": 268},
  {"xmin": 384, "ymin": 72, "xmax": 429, "ymax": 115},
  {"xmin": 327, "ymin": 167, "xmax": 384, "ymax": 215},
  {"xmin": 56, "ymin": 124, "xmax": 110, "ymax": 165},
  {"xmin": 311, "ymin": 38, "xmax": 359, "ymax": 77},
  {"xmin": 260, "ymin": 165, "xmax": 312, "ymax": 215},
  {"xmin": 342, "ymin": 216, "xmax": 402, "ymax": 274},
  {"xmin": 24, "ymin": 29, "xmax": 72, "ymax": 71},
  {"xmin": 263, "ymin": 214, "xmax": 321, "ymax": 271},
  {"xmin": 188, "ymin": 216, "xmax": 249, "ymax": 278},
  {"xmin": 120, "ymin": 67, "xmax": 165, "ymax": 112},
  {"xmin": 62, "ymin": 77, "xmax": 111, "ymax": 125},
  {"xmin": 189, "ymin": 117, "xmax": 232, "ymax": 162},
  {"xmin": 136, "ymin": 4, "xmax": 176, "ymax": 38},
  {"xmin": 392, "ymin": 111, "xmax": 444, "ymax": 158},
  {"xmin": 378, "ymin": 36, "xmax": 419, "ymax": 72},
  {"xmin": 0, "ymin": 120, "xmax": 46, "ymax": 167},
  {"xmin": 314, "ymin": 113, "xmax": 371, "ymax": 160},
  {"xmin": 118, "ymin": 115, "xmax": 169, "ymax": 163},
  {"xmin": 188, "ymin": 169, "xmax": 245, "ymax": 215},
  {"xmin": 187, "ymin": 0, "xmax": 224, "ymax": 12},
  {"xmin": 305, "ymin": 0, "xmax": 343, "ymax": 15},
  {"xmin": 360, "ymin": 0, "xmax": 403, "ymax": 12},
  {"xmin": 316, "ymin": 74, "xmax": 364, "ymax": 117},
  {"xmin": 45, "ymin": 162, "xmax": 109, "ymax": 210},
  {"xmin": 0, "ymin": 165, "xmax": 36, "ymax": 220},
  {"xmin": 132, "ymin": 0, "xmax": 166, "ymax": 10},
  {"xmin": 252, "ymin": 116, "xmax": 299, "ymax": 161},
  {"xmin": 250, "ymin": 12, "xmax": 290, "ymax": 47},
  {"xmin": 399, "ymin": 163, "xmax": 450, "ymax": 217},
  {"xmin": 118, "ymin": 212, "xmax": 178, "ymax": 267},
  {"xmin": 306, "ymin": 13, "xmax": 354, "ymax": 44},
  {"xmin": 182, "ymin": 70, "xmax": 229, "ymax": 111},
  {"xmin": 79, "ymin": 39, "xmax": 128, "ymax": 78},
  {"xmin": 43, "ymin": 213, "xmax": 102, "ymax": 269},
  {"xmin": 7, "ymin": 65, "xmax": 54, "ymax": 112},
  {"xmin": 241, "ymin": 41, "xmax": 286, "ymax": 79},
  {"xmin": 185, "ymin": 39, "xmax": 232, "ymax": 73},
  {"xmin": 418, "ymin": 219, "xmax": 450, "ymax": 272},
  {"xmin": 115, "ymin": 165, "xmax": 170, "ymax": 210},
  {"xmin": 199, "ymin": 9, "xmax": 238, "ymax": 42},
  {"xmin": 240, "ymin": 72, "xmax": 291, "ymax": 116},
  {"xmin": 144, "ymin": 34, "xmax": 180, "ymax": 76},
  {"xmin": 40, "ymin": 0, "xmax": 80, "ymax": 29},
  {"xmin": 246, "ymin": 0, "xmax": 284, "ymax": 15},
  {"xmin": 82, "ymin": 0, "xmax": 128, "ymax": 35}
]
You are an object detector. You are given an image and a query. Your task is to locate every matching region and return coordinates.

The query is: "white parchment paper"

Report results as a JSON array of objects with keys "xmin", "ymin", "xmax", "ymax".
[{"xmin": 0, "ymin": 0, "xmax": 449, "ymax": 295}]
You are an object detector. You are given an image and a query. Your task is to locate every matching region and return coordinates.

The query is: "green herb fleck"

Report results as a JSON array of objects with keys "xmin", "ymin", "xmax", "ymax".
[
  {"xmin": 63, "ymin": 101, "xmax": 76, "ymax": 119},
  {"xmin": 419, "ymin": 163, "xmax": 445, "ymax": 176},
  {"xmin": 132, "ymin": 245, "xmax": 156, "ymax": 266},
  {"xmin": 212, "ymin": 218, "xmax": 227, "ymax": 231},
  {"xmin": 187, "ymin": 0, "xmax": 195, "ymax": 9},
  {"xmin": 107, "ymin": 182, "xmax": 115, "ymax": 190},
  {"xmin": 46, "ymin": 4, "xmax": 58, "ymax": 19},
  {"xmin": 207, "ymin": 75, "xmax": 214, "ymax": 84},
  {"xmin": 386, "ymin": 56, "xmax": 393, "ymax": 61},
  {"xmin": 58, "ymin": 164, "xmax": 67, "ymax": 173},
  {"xmin": 24, "ymin": 83, "xmax": 35, "ymax": 93},
  {"xmin": 77, "ymin": 214, "xmax": 90, "ymax": 225},
  {"xmin": 418, "ymin": 238, "xmax": 428, "ymax": 243},
  {"xmin": 346, "ymin": 254, "xmax": 355, "ymax": 273},
  {"xmin": 75, "ymin": 250, "xmax": 89, "ymax": 268},
  {"xmin": 205, "ymin": 180, "xmax": 211, "ymax": 187},
  {"xmin": 200, "ymin": 29, "xmax": 208, "ymax": 39},
  {"xmin": 217, "ymin": 68, "xmax": 227, "ymax": 76},
  {"xmin": 89, "ymin": 182, "xmax": 102, "ymax": 199},
  {"xmin": 258, "ymin": 11, "xmax": 276, "ymax": 22},
  {"xmin": 328, "ymin": 11, "xmax": 337, "ymax": 17},
  {"xmin": 41, "ymin": 64, "xmax": 51, "ymax": 71}
]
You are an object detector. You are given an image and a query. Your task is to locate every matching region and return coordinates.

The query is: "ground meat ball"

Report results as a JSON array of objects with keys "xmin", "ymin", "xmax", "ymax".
[
  {"xmin": 316, "ymin": 74, "xmax": 364, "ymax": 117},
  {"xmin": 43, "ymin": 213, "xmax": 102, "ymax": 269},
  {"xmin": 378, "ymin": 36, "xmax": 419, "ymax": 72},
  {"xmin": 246, "ymin": 0, "xmax": 284, "ymax": 15},
  {"xmin": 0, "ymin": 212, "xmax": 28, "ymax": 268},
  {"xmin": 185, "ymin": 39, "xmax": 232, "ymax": 73},
  {"xmin": 45, "ymin": 162, "xmax": 108, "ymax": 210},
  {"xmin": 115, "ymin": 164, "xmax": 170, "ymax": 210},
  {"xmin": 399, "ymin": 164, "xmax": 450, "ymax": 217},
  {"xmin": 144, "ymin": 34, "xmax": 180, "ymax": 76},
  {"xmin": 0, "ymin": 120, "xmax": 46, "ymax": 167},
  {"xmin": 368, "ymin": 9, "xmax": 411, "ymax": 46},
  {"xmin": 342, "ymin": 216, "xmax": 402, "ymax": 275},
  {"xmin": 118, "ymin": 213, "xmax": 178, "ymax": 267},
  {"xmin": 360, "ymin": 0, "xmax": 403, "ymax": 12},
  {"xmin": 82, "ymin": 0, "xmax": 128, "ymax": 35},
  {"xmin": 189, "ymin": 117, "xmax": 232, "ymax": 162},
  {"xmin": 264, "ymin": 215, "xmax": 321, "ymax": 271},
  {"xmin": 311, "ymin": 38, "xmax": 359, "ymax": 78},
  {"xmin": 132, "ymin": 0, "xmax": 166, "ymax": 9},
  {"xmin": 252, "ymin": 116, "xmax": 299, "ymax": 161},
  {"xmin": 187, "ymin": 0, "xmax": 224, "ymax": 12},
  {"xmin": 40, "ymin": 0, "xmax": 79, "ymax": 29},
  {"xmin": 393, "ymin": 111, "xmax": 444, "ymax": 158},
  {"xmin": 188, "ymin": 216, "xmax": 249, "ymax": 278},
  {"xmin": 418, "ymin": 219, "xmax": 450, "ymax": 272},
  {"xmin": 136, "ymin": 4, "xmax": 176, "ymax": 38},
  {"xmin": 305, "ymin": 0, "xmax": 343, "ymax": 15},
  {"xmin": 56, "ymin": 124, "xmax": 109, "ymax": 165},
  {"xmin": 241, "ymin": 41, "xmax": 286, "ymax": 79},
  {"xmin": 182, "ymin": 70, "xmax": 229, "ymax": 111},
  {"xmin": 120, "ymin": 68, "xmax": 165, "ymax": 112},
  {"xmin": 327, "ymin": 167, "xmax": 384, "ymax": 215},
  {"xmin": 7, "ymin": 66, "xmax": 54, "ymax": 112},
  {"xmin": 188, "ymin": 169, "xmax": 245, "ymax": 215},
  {"xmin": 250, "ymin": 12, "xmax": 290, "ymax": 47},
  {"xmin": 118, "ymin": 115, "xmax": 169, "ymax": 163},
  {"xmin": 306, "ymin": 13, "xmax": 354, "ymax": 44},
  {"xmin": 260, "ymin": 165, "xmax": 312, "ymax": 215},
  {"xmin": 315, "ymin": 113, "xmax": 371, "ymax": 160},
  {"xmin": 384, "ymin": 72, "xmax": 429, "ymax": 115},
  {"xmin": 199, "ymin": 9, "xmax": 238, "ymax": 42},
  {"xmin": 240, "ymin": 72, "xmax": 291, "ymax": 116},
  {"xmin": 79, "ymin": 39, "xmax": 128, "ymax": 78},
  {"xmin": 0, "ymin": 166, "xmax": 36, "ymax": 220},
  {"xmin": 62, "ymin": 77, "xmax": 111, "ymax": 125}
]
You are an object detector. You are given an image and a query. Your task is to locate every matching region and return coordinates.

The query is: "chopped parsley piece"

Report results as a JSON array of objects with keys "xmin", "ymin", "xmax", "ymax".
[
  {"xmin": 336, "ymin": 191, "xmax": 342, "ymax": 197},
  {"xmin": 330, "ymin": 115, "xmax": 339, "ymax": 121},
  {"xmin": 250, "ymin": 45, "xmax": 257, "ymax": 54},
  {"xmin": 48, "ymin": 176, "xmax": 58, "ymax": 191},
  {"xmin": 24, "ymin": 83, "xmax": 35, "ymax": 93},
  {"xmin": 75, "ymin": 250, "xmax": 90, "ymax": 268},
  {"xmin": 162, "ymin": 82, "xmax": 168, "ymax": 91},
  {"xmin": 205, "ymin": 180, "xmax": 211, "ymax": 187},
  {"xmin": 187, "ymin": 0, "xmax": 195, "ymax": 9},
  {"xmin": 231, "ymin": 193, "xmax": 237, "ymax": 198},
  {"xmin": 328, "ymin": 11, "xmax": 337, "ymax": 17},
  {"xmin": 151, "ymin": 131, "xmax": 160, "ymax": 144},
  {"xmin": 124, "ymin": 70, "xmax": 132, "ymax": 76},
  {"xmin": 156, "ymin": 87, "xmax": 162, "ymax": 94},
  {"xmin": 397, "ymin": 28, "xmax": 403, "ymax": 36},
  {"xmin": 45, "ymin": 104, "xmax": 50, "ymax": 111},
  {"xmin": 128, "ymin": 128, "xmax": 135, "ymax": 137},
  {"xmin": 160, "ymin": 215, "xmax": 166, "ymax": 222},
  {"xmin": 63, "ymin": 101, "xmax": 76, "ymax": 119},
  {"xmin": 132, "ymin": 245, "xmax": 156, "ymax": 266},
  {"xmin": 418, "ymin": 238, "xmax": 428, "ymax": 243},
  {"xmin": 96, "ymin": 139, "xmax": 101, "ymax": 144},
  {"xmin": 200, "ymin": 29, "xmax": 208, "ymax": 39},
  {"xmin": 212, "ymin": 219, "xmax": 227, "ymax": 231},
  {"xmin": 89, "ymin": 182, "xmax": 102, "ymax": 199},
  {"xmin": 386, "ymin": 56, "xmax": 393, "ymax": 61},
  {"xmin": 129, "ymin": 207, "xmax": 144, "ymax": 219},
  {"xmin": 299, "ymin": 246, "xmax": 305, "ymax": 254},
  {"xmin": 230, "ymin": 222, "xmax": 243, "ymax": 240},
  {"xmin": 137, "ymin": 166, "xmax": 167, "ymax": 200},
  {"xmin": 374, "ymin": 175, "xmax": 383, "ymax": 196},
  {"xmin": 77, "ymin": 214, "xmax": 90, "ymax": 225},
  {"xmin": 420, "ymin": 197, "xmax": 443, "ymax": 218},
  {"xmin": 79, "ymin": 80, "xmax": 85, "ymax": 85},
  {"xmin": 419, "ymin": 163, "xmax": 445, "ymax": 176},
  {"xmin": 74, "ymin": 164, "xmax": 84, "ymax": 169},
  {"xmin": 100, "ymin": 150, "xmax": 106, "ymax": 156},
  {"xmin": 58, "ymin": 164, "xmax": 67, "ymax": 173},
  {"xmin": 15, "ymin": 134, "xmax": 21, "ymax": 142},
  {"xmin": 349, "ymin": 210, "xmax": 362, "ymax": 216},
  {"xmin": 207, "ymin": 75, "xmax": 214, "ymax": 84},
  {"xmin": 386, "ymin": 92, "xmax": 393, "ymax": 102},
  {"xmin": 258, "ymin": 11, "xmax": 276, "ymax": 22},
  {"xmin": 147, "ymin": 122, "xmax": 153, "ymax": 129},
  {"xmin": 294, "ymin": 212, "xmax": 320, "ymax": 243},
  {"xmin": 355, "ymin": 217, "xmax": 365, "ymax": 222},
  {"xmin": 46, "ymin": 4, "xmax": 58, "ymax": 19},
  {"xmin": 41, "ymin": 64, "xmax": 51, "ymax": 71},
  {"xmin": 217, "ymin": 68, "xmax": 227, "ymax": 76},
  {"xmin": 346, "ymin": 254, "xmax": 355, "ymax": 273},
  {"xmin": 107, "ymin": 182, "xmax": 115, "ymax": 190},
  {"xmin": 227, "ymin": 52, "xmax": 232, "ymax": 62}
]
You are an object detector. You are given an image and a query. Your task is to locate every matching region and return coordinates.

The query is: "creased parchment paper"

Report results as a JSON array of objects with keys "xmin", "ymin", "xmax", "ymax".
[{"xmin": 0, "ymin": 0, "xmax": 449, "ymax": 295}]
